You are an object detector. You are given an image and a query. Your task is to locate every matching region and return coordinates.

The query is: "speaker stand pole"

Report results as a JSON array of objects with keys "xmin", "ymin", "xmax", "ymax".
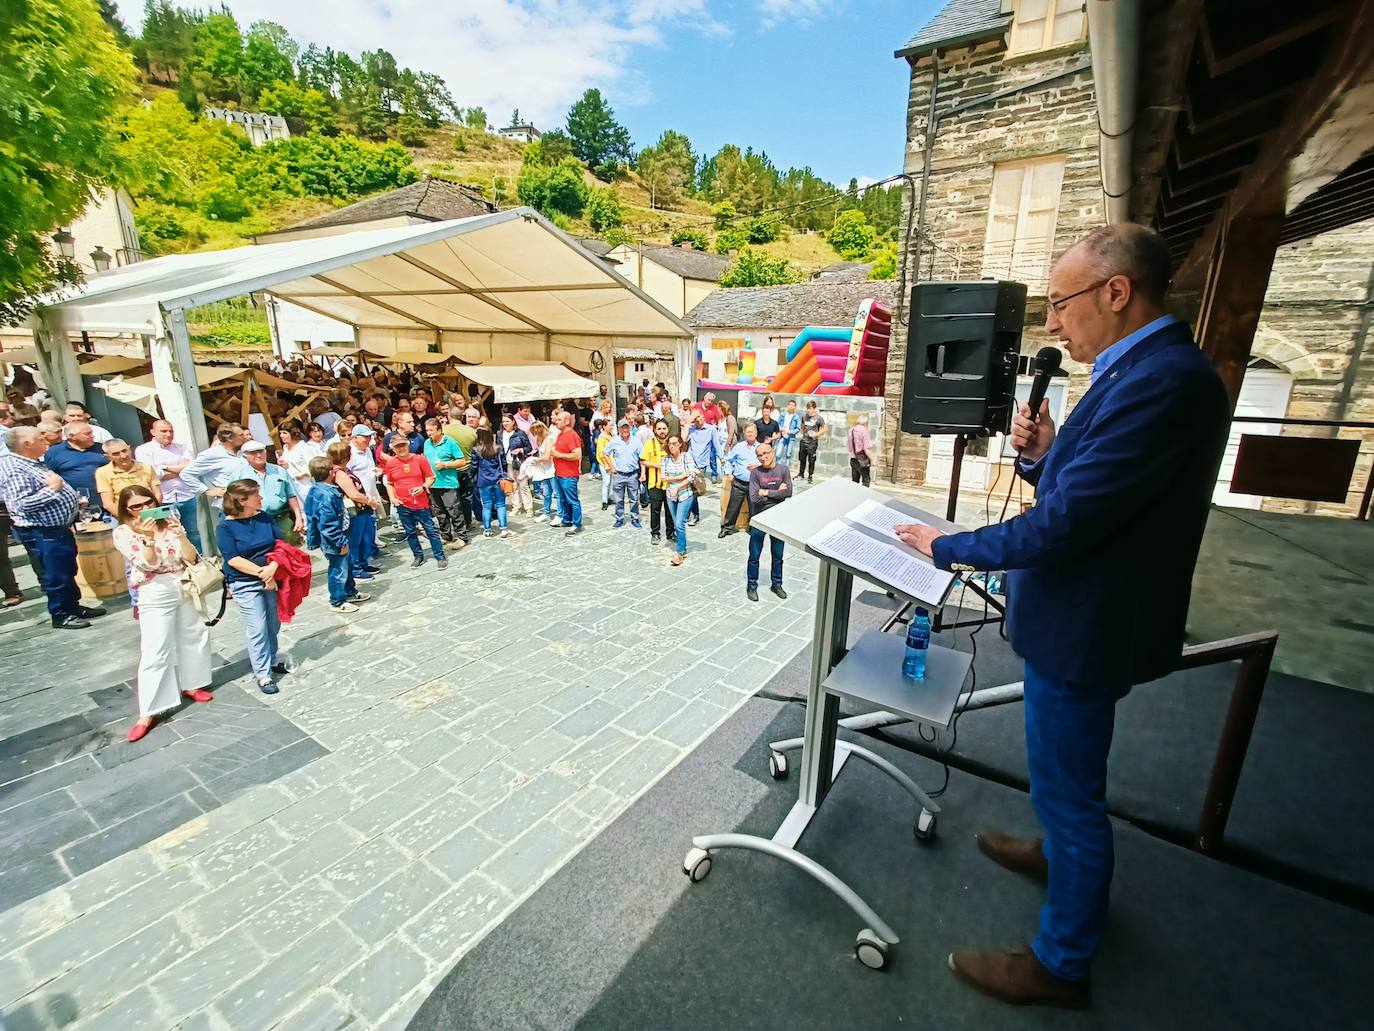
[{"xmin": 945, "ymin": 433, "xmax": 967, "ymax": 522}]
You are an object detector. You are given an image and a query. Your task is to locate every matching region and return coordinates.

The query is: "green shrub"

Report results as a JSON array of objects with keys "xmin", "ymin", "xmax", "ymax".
[
  {"xmin": 718, "ymin": 248, "xmax": 800, "ymax": 288},
  {"xmin": 602, "ymin": 226, "xmax": 634, "ymax": 248},
  {"xmin": 746, "ymin": 216, "xmax": 780, "ymax": 244},
  {"xmin": 586, "ymin": 187, "xmax": 624, "ymax": 233},
  {"xmin": 714, "ymin": 227, "xmax": 749, "ymax": 254},
  {"xmin": 671, "ymin": 227, "xmax": 709, "ymax": 250},
  {"xmin": 712, "ymin": 201, "xmax": 736, "ymax": 231},
  {"xmin": 517, "ymin": 156, "xmax": 590, "ymax": 218},
  {"xmin": 868, "ymin": 242, "xmax": 898, "ymax": 280},
  {"xmin": 829, "ymin": 209, "xmax": 878, "ymax": 261}
]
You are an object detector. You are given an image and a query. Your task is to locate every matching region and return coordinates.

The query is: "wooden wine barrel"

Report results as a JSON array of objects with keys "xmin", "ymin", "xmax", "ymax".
[
  {"xmin": 718, "ymin": 481, "xmax": 751, "ymax": 531},
  {"xmin": 73, "ymin": 522, "xmax": 126, "ymax": 600}
]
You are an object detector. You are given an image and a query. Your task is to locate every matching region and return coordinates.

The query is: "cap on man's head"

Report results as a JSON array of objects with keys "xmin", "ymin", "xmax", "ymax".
[
  {"xmin": 241, "ymin": 439, "xmax": 267, "ymax": 453},
  {"xmin": 351, "ymin": 426, "xmax": 375, "ymax": 437},
  {"xmin": 617, "ymin": 418, "xmax": 630, "ymax": 428}
]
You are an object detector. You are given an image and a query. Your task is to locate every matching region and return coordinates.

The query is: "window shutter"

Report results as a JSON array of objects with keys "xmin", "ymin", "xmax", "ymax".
[
  {"xmin": 1051, "ymin": 0, "xmax": 1086, "ymax": 46},
  {"xmin": 1009, "ymin": 0, "xmax": 1050, "ymax": 53},
  {"xmin": 981, "ymin": 156, "xmax": 1066, "ymax": 293}
]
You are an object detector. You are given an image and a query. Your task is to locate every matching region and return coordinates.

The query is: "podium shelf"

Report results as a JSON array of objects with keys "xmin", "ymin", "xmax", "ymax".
[{"xmin": 821, "ymin": 629, "xmax": 972, "ymax": 729}]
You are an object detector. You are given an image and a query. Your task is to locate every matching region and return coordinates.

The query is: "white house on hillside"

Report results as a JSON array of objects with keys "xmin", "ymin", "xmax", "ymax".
[{"xmin": 498, "ymin": 122, "xmax": 541, "ymax": 143}]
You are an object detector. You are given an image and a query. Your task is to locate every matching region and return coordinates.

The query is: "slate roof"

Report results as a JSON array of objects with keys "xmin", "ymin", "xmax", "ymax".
[
  {"xmin": 575, "ymin": 237, "xmax": 616, "ymax": 257},
  {"xmin": 277, "ymin": 178, "xmax": 495, "ymax": 233},
  {"xmin": 640, "ymin": 245, "xmax": 730, "ymax": 281},
  {"xmin": 813, "ymin": 261, "xmax": 875, "ymax": 283},
  {"xmin": 895, "ymin": 0, "xmax": 1013, "ymax": 57},
  {"xmin": 683, "ymin": 281, "xmax": 898, "ymax": 329}
]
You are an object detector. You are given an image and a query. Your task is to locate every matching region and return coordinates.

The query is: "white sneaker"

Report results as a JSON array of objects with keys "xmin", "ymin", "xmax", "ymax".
[
  {"xmin": 331, "ymin": 602, "xmax": 359, "ymax": 613},
  {"xmin": 347, "ymin": 593, "xmax": 371, "ymax": 603},
  {"xmin": 550, "ymin": 521, "xmax": 564, "ymax": 527},
  {"xmin": 534, "ymin": 514, "xmax": 547, "ymax": 522},
  {"xmin": 500, "ymin": 529, "xmax": 516, "ymax": 539}
]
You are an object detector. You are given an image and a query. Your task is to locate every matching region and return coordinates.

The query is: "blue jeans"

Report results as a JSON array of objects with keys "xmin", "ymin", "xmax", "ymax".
[
  {"xmin": 708, "ymin": 449, "xmax": 719, "ymax": 479},
  {"xmin": 349, "ymin": 508, "xmax": 376, "ymax": 571},
  {"xmin": 479, "ymin": 484, "xmax": 508, "ymax": 530},
  {"xmin": 173, "ymin": 498, "xmax": 203, "ymax": 553},
  {"xmin": 398, "ymin": 505, "xmax": 445, "ymax": 559},
  {"xmin": 554, "ymin": 475, "xmax": 582, "ymax": 528},
  {"xmin": 324, "ymin": 552, "xmax": 356, "ymax": 606},
  {"xmin": 669, "ymin": 493, "xmax": 694, "ymax": 554},
  {"xmin": 229, "ymin": 579, "xmax": 279, "ymax": 682},
  {"xmin": 746, "ymin": 528, "xmax": 784, "ymax": 589},
  {"xmin": 778, "ymin": 436, "xmax": 795, "ymax": 464},
  {"xmin": 601, "ymin": 471, "xmax": 613, "ymax": 506},
  {"xmin": 535, "ymin": 479, "xmax": 559, "ymax": 517},
  {"xmin": 1023, "ymin": 663, "xmax": 1118, "ymax": 982},
  {"xmin": 611, "ymin": 472, "xmax": 639, "ymax": 526},
  {"xmin": 13, "ymin": 525, "xmax": 79, "ymax": 618}
]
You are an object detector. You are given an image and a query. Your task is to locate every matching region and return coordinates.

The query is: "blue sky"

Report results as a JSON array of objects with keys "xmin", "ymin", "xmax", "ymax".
[{"xmin": 130, "ymin": 1, "xmax": 943, "ymax": 187}]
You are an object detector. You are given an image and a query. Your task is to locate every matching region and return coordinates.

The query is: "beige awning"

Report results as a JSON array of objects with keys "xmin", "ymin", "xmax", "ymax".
[
  {"xmin": 358, "ymin": 349, "xmax": 455, "ymax": 367},
  {"xmin": 459, "ymin": 362, "xmax": 600, "ymax": 403},
  {"xmin": 78, "ymin": 354, "xmax": 147, "ymax": 376},
  {"xmin": 0, "ymin": 347, "xmax": 39, "ymax": 365},
  {"xmin": 94, "ymin": 365, "xmax": 246, "ymax": 415}
]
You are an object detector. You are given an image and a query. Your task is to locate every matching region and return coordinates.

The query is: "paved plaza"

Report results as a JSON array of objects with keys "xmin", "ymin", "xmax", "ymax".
[{"xmin": 0, "ymin": 478, "xmax": 818, "ymax": 1030}]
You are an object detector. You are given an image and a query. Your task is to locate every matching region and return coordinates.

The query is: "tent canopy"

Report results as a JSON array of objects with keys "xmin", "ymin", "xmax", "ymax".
[
  {"xmin": 459, "ymin": 362, "xmax": 600, "ymax": 403},
  {"xmin": 0, "ymin": 347, "xmax": 39, "ymax": 365},
  {"xmin": 78, "ymin": 354, "xmax": 147, "ymax": 376},
  {"xmin": 38, "ymin": 209, "xmax": 692, "ymax": 344},
  {"xmin": 96, "ymin": 365, "xmax": 246, "ymax": 415}
]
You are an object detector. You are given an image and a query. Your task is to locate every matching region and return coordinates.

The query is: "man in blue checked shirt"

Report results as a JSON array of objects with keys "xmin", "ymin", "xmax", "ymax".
[
  {"xmin": 603, "ymin": 419, "xmax": 643, "ymax": 528},
  {"xmin": 0, "ymin": 427, "xmax": 107, "ymax": 629},
  {"xmin": 718, "ymin": 422, "xmax": 760, "ymax": 537}
]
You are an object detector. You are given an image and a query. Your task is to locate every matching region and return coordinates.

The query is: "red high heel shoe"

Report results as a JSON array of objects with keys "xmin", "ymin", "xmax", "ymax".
[
  {"xmin": 182, "ymin": 689, "xmax": 213, "ymax": 703},
  {"xmin": 127, "ymin": 718, "xmax": 154, "ymax": 742}
]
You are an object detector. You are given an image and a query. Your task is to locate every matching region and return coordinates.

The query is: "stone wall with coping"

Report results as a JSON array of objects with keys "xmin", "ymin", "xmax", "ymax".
[{"xmin": 733, "ymin": 391, "xmax": 884, "ymax": 478}]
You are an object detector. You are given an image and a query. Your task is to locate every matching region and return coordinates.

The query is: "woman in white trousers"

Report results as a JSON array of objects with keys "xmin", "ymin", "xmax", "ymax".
[{"xmin": 112, "ymin": 484, "xmax": 214, "ymax": 743}]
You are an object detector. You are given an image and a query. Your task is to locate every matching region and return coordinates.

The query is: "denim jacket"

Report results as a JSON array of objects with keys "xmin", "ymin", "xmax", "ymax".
[{"xmin": 304, "ymin": 482, "xmax": 350, "ymax": 555}]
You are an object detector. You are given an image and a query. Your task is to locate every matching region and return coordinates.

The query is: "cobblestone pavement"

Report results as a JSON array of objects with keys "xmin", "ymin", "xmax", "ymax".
[{"xmin": 0, "ymin": 476, "xmax": 819, "ymax": 1030}]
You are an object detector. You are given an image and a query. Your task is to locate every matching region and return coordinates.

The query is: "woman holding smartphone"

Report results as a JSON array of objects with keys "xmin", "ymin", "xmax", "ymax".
[{"xmin": 112, "ymin": 485, "xmax": 213, "ymax": 742}]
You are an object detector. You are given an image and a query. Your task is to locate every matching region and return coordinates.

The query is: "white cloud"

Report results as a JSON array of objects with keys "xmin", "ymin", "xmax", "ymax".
[
  {"xmin": 754, "ymin": 0, "xmax": 837, "ymax": 29},
  {"xmin": 137, "ymin": 1, "xmax": 732, "ymax": 128}
]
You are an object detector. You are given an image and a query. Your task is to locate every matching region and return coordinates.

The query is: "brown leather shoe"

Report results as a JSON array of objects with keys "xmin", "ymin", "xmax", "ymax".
[
  {"xmin": 948, "ymin": 947, "xmax": 1091, "ymax": 1009},
  {"xmin": 976, "ymin": 829, "xmax": 1049, "ymax": 884}
]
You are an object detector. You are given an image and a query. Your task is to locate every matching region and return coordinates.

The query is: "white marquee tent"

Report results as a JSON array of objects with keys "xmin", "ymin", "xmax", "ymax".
[{"xmin": 31, "ymin": 208, "xmax": 694, "ymax": 451}]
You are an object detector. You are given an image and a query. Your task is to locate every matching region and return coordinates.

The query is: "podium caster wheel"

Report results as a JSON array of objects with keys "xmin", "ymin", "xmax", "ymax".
[
  {"xmin": 768, "ymin": 751, "xmax": 789, "ymax": 780},
  {"xmin": 914, "ymin": 810, "xmax": 937, "ymax": 843},
  {"xmin": 855, "ymin": 929, "xmax": 889, "ymax": 970},
  {"xmin": 683, "ymin": 847, "xmax": 712, "ymax": 883}
]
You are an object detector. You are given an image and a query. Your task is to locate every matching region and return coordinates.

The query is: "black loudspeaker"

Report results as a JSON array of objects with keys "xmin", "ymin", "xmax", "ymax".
[{"xmin": 899, "ymin": 280, "xmax": 1026, "ymax": 436}]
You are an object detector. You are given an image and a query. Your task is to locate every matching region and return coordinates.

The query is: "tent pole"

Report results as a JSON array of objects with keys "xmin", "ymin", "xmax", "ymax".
[
  {"xmin": 33, "ymin": 313, "xmax": 84, "ymax": 408},
  {"xmin": 160, "ymin": 308, "xmax": 212, "ymax": 454}
]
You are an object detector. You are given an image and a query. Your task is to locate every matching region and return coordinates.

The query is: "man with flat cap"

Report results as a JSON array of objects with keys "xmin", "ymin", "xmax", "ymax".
[{"xmin": 897, "ymin": 223, "xmax": 1230, "ymax": 1008}]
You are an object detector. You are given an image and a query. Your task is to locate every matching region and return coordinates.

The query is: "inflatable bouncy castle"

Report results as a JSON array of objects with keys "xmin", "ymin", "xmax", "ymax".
[{"xmin": 698, "ymin": 298, "xmax": 892, "ymax": 397}]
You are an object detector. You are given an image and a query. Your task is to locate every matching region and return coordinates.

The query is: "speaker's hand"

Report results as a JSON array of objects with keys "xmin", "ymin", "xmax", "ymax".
[
  {"xmin": 894, "ymin": 523, "xmax": 941, "ymax": 558},
  {"xmin": 1009, "ymin": 400, "xmax": 1054, "ymax": 461}
]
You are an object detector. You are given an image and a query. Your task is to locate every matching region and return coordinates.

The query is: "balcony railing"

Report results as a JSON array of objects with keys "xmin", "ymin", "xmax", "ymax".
[
  {"xmin": 115, "ymin": 247, "xmax": 145, "ymax": 267},
  {"xmin": 980, "ymin": 239, "xmax": 1051, "ymax": 293}
]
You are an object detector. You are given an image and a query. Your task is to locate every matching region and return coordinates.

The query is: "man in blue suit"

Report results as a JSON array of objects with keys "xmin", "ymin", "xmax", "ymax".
[{"xmin": 898, "ymin": 224, "xmax": 1230, "ymax": 1008}]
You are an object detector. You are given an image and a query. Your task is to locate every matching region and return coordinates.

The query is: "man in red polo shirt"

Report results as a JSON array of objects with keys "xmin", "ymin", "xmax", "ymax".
[
  {"xmin": 551, "ymin": 411, "xmax": 584, "ymax": 536},
  {"xmin": 695, "ymin": 392, "xmax": 721, "ymax": 425},
  {"xmin": 383, "ymin": 435, "xmax": 447, "ymax": 569}
]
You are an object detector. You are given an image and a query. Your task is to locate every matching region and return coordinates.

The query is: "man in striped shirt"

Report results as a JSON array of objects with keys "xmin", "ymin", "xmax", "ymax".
[{"xmin": 0, "ymin": 427, "xmax": 106, "ymax": 629}]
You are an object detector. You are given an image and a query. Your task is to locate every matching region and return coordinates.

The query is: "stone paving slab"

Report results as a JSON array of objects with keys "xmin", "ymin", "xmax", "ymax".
[{"xmin": 0, "ymin": 475, "xmax": 825, "ymax": 1029}]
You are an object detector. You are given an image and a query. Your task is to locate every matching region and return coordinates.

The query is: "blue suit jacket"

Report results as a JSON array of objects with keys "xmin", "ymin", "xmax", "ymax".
[{"xmin": 931, "ymin": 320, "xmax": 1230, "ymax": 688}]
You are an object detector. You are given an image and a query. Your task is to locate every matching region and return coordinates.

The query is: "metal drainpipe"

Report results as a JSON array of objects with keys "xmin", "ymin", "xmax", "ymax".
[
  {"xmin": 891, "ymin": 51, "xmax": 941, "ymax": 483},
  {"xmin": 1087, "ymin": 0, "xmax": 1141, "ymax": 224}
]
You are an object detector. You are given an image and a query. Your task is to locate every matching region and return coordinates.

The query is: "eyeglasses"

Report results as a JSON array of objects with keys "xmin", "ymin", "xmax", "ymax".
[
  {"xmin": 1047, "ymin": 278, "xmax": 1113, "ymax": 315},
  {"xmin": 127, "ymin": 499, "xmax": 153, "ymax": 511}
]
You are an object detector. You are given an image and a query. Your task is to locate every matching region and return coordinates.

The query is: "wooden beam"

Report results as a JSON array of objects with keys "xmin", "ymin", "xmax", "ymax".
[
  {"xmin": 1196, "ymin": 175, "xmax": 1288, "ymax": 411},
  {"xmin": 392, "ymin": 252, "xmax": 550, "ymax": 334},
  {"xmin": 1201, "ymin": 3, "xmax": 1346, "ymax": 77},
  {"xmin": 311, "ymin": 274, "xmax": 441, "ymax": 331}
]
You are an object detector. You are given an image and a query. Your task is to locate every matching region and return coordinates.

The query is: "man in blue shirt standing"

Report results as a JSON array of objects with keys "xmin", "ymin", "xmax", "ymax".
[
  {"xmin": 423, "ymin": 417, "xmax": 468, "ymax": 545},
  {"xmin": 603, "ymin": 419, "xmax": 643, "ymax": 529},
  {"xmin": 778, "ymin": 399, "xmax": 802, "ymax": 466},
  {"xmin": 718, "ymin": 422, "xmax": 760, "ymax": 537},
  {"xmin": 43, "ymin": 421, "xmax": 108, "ymax": 518},
  {"xmin": 896, "ymin": 224, "xmax": 1230, "ymax": 1010},
  {"xmin": 234, "ymin": 440, "xmax": 305, "ymax": 544}
]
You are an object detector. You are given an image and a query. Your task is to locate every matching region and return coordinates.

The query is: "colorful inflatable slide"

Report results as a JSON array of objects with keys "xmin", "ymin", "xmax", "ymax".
[{"xmin": 699, "ymin": 298, "xmax": 892, "ymax": 396}]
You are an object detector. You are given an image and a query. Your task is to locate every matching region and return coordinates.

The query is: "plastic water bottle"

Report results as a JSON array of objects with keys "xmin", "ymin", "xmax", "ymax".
[{"xmin": 903, "ymin": 607, "xmax": 931, "ymax": 681}]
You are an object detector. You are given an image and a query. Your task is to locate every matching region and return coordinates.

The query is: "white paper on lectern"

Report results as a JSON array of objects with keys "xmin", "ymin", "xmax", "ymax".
[
  {"xmin": 848, "ymin": 497, "xmax": 928, "ymax": 541},
  {"xmin": 809, "ymin": 517, "xmax": 956, "ymax": 603}
]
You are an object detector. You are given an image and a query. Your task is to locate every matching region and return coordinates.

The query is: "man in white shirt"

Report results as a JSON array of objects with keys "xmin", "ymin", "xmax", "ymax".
[
  {"xmin": 62, "ymin": 404, "xmax": 112, "ymax": 444},
  {"xmin": 135, "ymin": 419, "xmax": 201, "ymax": 551}
]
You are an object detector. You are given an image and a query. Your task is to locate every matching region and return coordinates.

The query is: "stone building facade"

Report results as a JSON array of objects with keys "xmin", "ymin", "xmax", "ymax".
[{"xmin": 883, "ymin": 1, "xmax": 1374, "ymax": 516}]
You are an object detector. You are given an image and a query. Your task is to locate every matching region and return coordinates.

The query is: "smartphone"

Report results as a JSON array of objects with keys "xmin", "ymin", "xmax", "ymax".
[{"xmin": 141, "ymin": 505, "xmax": 172, "ymax": 520}]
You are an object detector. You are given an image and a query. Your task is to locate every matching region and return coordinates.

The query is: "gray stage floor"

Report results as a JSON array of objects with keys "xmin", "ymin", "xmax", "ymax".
[{"xmin": 410, "ymin": 696, "xmax": 1374, "ymax": 1030}]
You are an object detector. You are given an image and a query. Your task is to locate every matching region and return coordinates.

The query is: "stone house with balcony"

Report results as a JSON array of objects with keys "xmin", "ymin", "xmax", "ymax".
[{"xmin": 884, "ymin": 0, "xmax": 1374, "ymax": 514}]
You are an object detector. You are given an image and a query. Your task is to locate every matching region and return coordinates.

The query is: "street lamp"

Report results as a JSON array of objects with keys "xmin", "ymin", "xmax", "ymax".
[
  {"xmin": 52, "ymin": 228, "xmax": 75, "ymax": 260},
  {"xmin": 89, "ymin": 246, "xmax": 112, "ymax": 272}
]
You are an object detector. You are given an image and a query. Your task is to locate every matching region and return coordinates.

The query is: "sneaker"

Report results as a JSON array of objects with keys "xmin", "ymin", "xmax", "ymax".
[
  {"xmin": 500, "ymin": 529, "xmax": 515, "ymax": 539},
  {"xmin": 550, "ymin": 521, "xmax": 564, "ymax": 528},
  {"xmin": 347, "ymin": 592, "xmax": 371, "ymax": 603},
  {"xmin": 77, "ymin": 605, "xmax": 107, "ymax": 619},
  {"xmin": 602, "ymin": 503, "xmax": 609, "ymax": 511},
  {"xmin": 436, "ymin": 558, "xmax": 449, "ymax": 569},
  {"xmin": 52, "ymin": 615, "xmax": 92, "ymax": 630},
  {"xmin": 483, "ymin": 529, "xmax": 494, "ymax": 538},
  {"xmin": 771, "ymin": 585, "xmax": 788, "ymax": 600},
  {"xmin": 807, "ymin": 476, "xmax": 813, "ymax": 483},
  {"xmin": 331, "ymin": 601, "xmax": 360, "ymax": 613},
  {"xmin": 564, "ymin": 526, "xmax": 582, "ymax": 536},
  {"xmin": 651, "ymin": 533, "xmax": 661, "ymax": 545},
  {"xmin": 534, "ymin": 514, "xmax": 547, "ymax": 522},
  {"xmin": 353, "ymin": 571, "xmax": 376, "ymax": 582},
  {"xmin": 613, "ymin": 521, "xmax": 624, "ymax": 529},
  {"xmin": 450, "ymin": 538, "xmax": 466, "ymax": 549},
  {"xmin": 362, "ymin": 565, "xmax": 382, "ymax": 574},
  {"xmin": 667, "ymin": 533, "xmax": 677, "ymax": 543},
  {"xmin": 411, "ymin": 556, "xmax": 425, "ymax": 568},
  {"xmin": 746, "ymin": 588, "xmax": 759, "ymax": 602},
  {"xmin": 271, "ymin": 661, "xmax": 290, "ymax": 675},
  {"xmin": 2, "ymin": 592, "xmax": 22, "ymax": 608},
  {"xmin": 631, "ymin": 521, "xmax": 642, "ymax": 529},
  {"xmin": 258, "ymin": 679, "xmax": 279, "ymax": 695},
  {"xmin": 688, "ymin": 516, "xmax": 699, "ymax": 527}
]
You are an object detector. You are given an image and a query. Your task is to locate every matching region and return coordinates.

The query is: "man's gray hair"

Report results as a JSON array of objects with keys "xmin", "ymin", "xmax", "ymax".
[
  {"xmin": 1073, "ymin": 223, "xmax": 1173, "ymax": 305},
  {"xmin": 102, "ymin": 438, "xmax": 128, "ymax": 452},
  {"xmin": 5, "ymin": 426, "xmax": 37, "ymax": 452}
]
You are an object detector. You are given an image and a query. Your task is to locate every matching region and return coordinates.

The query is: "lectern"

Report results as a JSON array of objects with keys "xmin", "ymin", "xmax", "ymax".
[{"xmin": 682, "ymin": 478, "xmax": 970, "ymax": 970}]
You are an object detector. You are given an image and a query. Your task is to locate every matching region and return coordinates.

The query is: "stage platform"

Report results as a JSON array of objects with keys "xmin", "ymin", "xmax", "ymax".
[{"xmin": 410, "ymin": 694, "xmax": 1374, "ymax": 1030}]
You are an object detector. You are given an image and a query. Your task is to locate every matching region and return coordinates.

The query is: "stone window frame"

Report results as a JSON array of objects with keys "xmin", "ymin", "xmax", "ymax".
[
  {"xmin": 1006, "ymin": 0, "xmax": 1088, "ymax": 57},
  {"xmin": 981, "ymin": 153, "xmax": 1068, "ymax": 294}
]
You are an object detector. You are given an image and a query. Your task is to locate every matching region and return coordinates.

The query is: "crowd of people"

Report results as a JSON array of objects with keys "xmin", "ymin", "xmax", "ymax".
[{"xmin": 0, "ymin": 369, "xmax": 853, "ymax": 747}]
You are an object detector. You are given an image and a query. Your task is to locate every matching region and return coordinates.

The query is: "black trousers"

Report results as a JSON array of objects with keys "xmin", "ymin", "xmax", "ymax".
[
  {"xmin": 723, "ymin": 479, "xmax": 750, "ymax": 529},
  {"xmin": 0, "ymin": 505, "xmax": 19, "ymax": 598},
  {"xmin": 646, "ymin": 485, "xmax": 675, "ymax": 538},
  {"xmin": 850, "ymin": 457, "xmax": 871, "ymax": 486},
  {"xmin": 431, "ymin": 487, "xmax": 463, "ymax": 539},
  {"xmin": 458, "ymin": 471, "xmax": 478, "ymax": 532},
  {"xmin": 798, "ymin": 442, "xmax": 818, "ymax": 479}
]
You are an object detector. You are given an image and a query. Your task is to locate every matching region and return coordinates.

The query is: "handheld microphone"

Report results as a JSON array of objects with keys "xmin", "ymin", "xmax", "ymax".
[{"xmin": 1024, "ymin": 346, "xmax": 1062, "ymax": 423}]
